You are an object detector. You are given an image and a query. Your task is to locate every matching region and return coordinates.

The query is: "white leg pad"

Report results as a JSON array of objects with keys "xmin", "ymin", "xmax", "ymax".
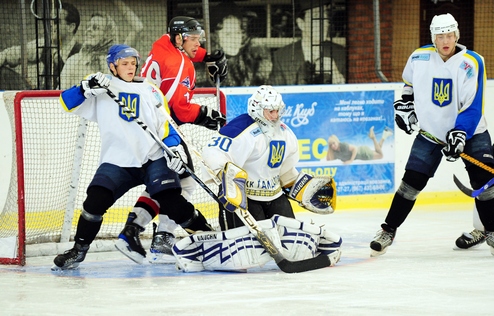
[
  {"xmin": 272, "ymin": 214, "xmax": 342, "ymax": 263},
  {"xmin": 173, "ymin": 219, "xmax": 278, "ymax": 272}
]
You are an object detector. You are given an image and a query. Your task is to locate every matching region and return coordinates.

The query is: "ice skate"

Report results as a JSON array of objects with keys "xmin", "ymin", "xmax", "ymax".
[
  {"xmin": 149, "ymin": 223, "xmax": 176, "ymax": 264},
  {"xmin": 51, "ymin": 243, "xmax": 89, "ymax": 271},
  {"xmin": 115, "ymin": 222, "xmax": 146, "ymax": 264},
  {"xmin": 454, "ymin": 229, "xmax": 486, "ymax": 249},
  {"xmin": 370, "ymin": 224, "xmax": 396, "ymax": 257},
  {"xmin": 486, "ymin": 231, "xmax": 494, "ymax": 256}
]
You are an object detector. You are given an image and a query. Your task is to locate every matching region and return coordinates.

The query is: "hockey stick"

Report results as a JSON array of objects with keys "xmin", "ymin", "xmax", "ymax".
[
  {"xmin": 417, "ymin": 129, "xmax": 494, "ymax": 197},
  {"xmin": 106, "ymin": 89, "xmax": 332, "ymax": 273},
  {"xmin": 417, "ymin": 129, "xmax": 494, "ymax": 174},
  {"xmin": 104, "ymin": 89, "xmax": 221, "ymax": 204},
  {"xmin": 453, "ymin": 175, "xmax": 494, "ymax": 198}
]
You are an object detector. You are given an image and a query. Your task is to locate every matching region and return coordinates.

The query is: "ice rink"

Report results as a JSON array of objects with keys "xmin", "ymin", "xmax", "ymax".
[{"xmin": 1, "ymin": 206, "xmax": 492, "ymax": 316}]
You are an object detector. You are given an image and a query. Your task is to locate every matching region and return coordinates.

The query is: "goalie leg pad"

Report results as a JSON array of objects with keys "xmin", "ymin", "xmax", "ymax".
[
  {"xmin": 272, "ymin": 215, "xmax": 342, "ymax": 266},
  {"xmin": 173, "ymin": 219, "xmax": 279, "ymax": 272}
]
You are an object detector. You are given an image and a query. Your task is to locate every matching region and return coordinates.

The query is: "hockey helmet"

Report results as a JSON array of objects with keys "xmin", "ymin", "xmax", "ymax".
[
  {"xmin": 168, "ymin": 16, "xmax": 205, "ymax": 45},
  {"xmin": 430, "ymin": 13, "xmax": 459, "ymax": 44},
  {"xmin": 247, "ymin": 85, "xmax": 285, "ymax": 134},
  {"xmin": 106, "ymin": 44, "xmax": 141, "ymax": 69}
]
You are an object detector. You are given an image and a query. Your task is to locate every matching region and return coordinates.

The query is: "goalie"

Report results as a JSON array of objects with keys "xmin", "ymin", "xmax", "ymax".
[
  {"xmin": 174, "ymin": 162, "xmax": 342, "ymax": 272},
  {"xmin": 201, "ymin": 85, "xmax": 337, "ymax": 230}
]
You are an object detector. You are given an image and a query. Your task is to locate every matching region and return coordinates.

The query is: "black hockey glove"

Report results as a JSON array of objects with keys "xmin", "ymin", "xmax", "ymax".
[
  {"xmin": 194, "ymin": 105, "xmax": 226, "ymax": 130},
  {"xmin": 442, "ymin": 129, "xmax": 466, "ymax": 162},
  {"xmin": 393, "ymin": 99, "xmax": 418, "ymax": 135},
  {"xmin": 80, "ymin": 72, "xmax": 110, "ymax": 99},
  {"xmin": 204, "ymin": 50, "xmax": 228, "ymax": 84}
]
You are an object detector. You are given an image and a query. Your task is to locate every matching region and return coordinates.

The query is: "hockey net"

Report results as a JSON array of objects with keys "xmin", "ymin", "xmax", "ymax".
[{"xmin": 0, "ymin": 88, "xmax": 226, "ymax": 265}]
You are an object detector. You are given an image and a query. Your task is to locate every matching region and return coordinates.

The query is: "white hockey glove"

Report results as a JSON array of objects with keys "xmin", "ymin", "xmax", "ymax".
[
  {"xmin": 442, "ymin": 129, "xmax": 466, "ymax": 162},
  {"xmin": 165, "ymin": 144, "xmax": 187, "ymax": 174},
  {"xmin": 203, "ymin": 49, "xmax": 228, "ymax": 84},
  {"xmin": 194, "ymin": 105, "xmax": 226, "ymax": 130},
  {"xmin": 287, "ymin": 172, "xmax": 336, "ymax": 214},
  {"xmin": 218, "ymin": 162, "xmax": 248, "ymax": 213},
  {"xmin": 394, "ymin": 99, "xmax": 418, "ymax": 135},
  {"xmin": 80, "ymin": 72, "xmax": 111, "ymax": 99}
]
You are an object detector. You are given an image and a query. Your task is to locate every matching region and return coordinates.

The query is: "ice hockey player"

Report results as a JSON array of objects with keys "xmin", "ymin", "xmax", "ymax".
[
  {"xmin": 52, "ymin": 44, "xmax": 212, "ymax": 270},
  {"xmin": 172, "ymin": 162, "xmax": 342, "ymax": 272},
  {"xmin": 123, "ymin": 16, "xmax": 228, "ymax": 262}
]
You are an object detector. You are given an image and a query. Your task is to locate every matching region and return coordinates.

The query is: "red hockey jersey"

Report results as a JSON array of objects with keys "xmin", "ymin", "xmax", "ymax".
[{"xmin": 140, "ymin": 34, "xmax": 207, "ymax": 124}]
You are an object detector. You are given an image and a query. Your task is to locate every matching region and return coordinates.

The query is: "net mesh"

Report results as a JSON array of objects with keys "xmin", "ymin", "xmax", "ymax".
[{"xmin": 0, "ymin": 89, "xmax": 223, "ymax": 249}]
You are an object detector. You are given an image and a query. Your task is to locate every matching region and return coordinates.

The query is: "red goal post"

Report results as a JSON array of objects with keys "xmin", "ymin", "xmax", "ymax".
[{"xmin": 0, "ymin": 88, "xmax": 226, "ymax": 265}]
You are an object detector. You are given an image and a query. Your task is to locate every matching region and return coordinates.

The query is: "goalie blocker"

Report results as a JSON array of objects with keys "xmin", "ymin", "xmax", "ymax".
[{"xmin": 173, "ymin": 214, "xmax": 342, "ymax": 272}]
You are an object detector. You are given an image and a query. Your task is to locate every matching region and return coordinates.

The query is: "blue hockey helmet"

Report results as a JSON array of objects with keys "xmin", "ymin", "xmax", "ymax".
[{"xmin": 106, "ymin": 44, "xmax": 141, "ymax": 69}]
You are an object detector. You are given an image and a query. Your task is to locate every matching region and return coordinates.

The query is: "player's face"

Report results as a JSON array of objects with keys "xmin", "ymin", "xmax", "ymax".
[
  {"xmin": 263, "ymin": 109, "xmax": 280, "ymax": 122},
  {"xmin": 182, "ymin": 34, "xmax": 202, "ymax": 58},
  {"xmin": 435, "ymin": 32, "xmax": 456, "ymax": 60},
  {"xmin": 114, "ymin": 57, "xmax": 137, "ymax": 82}
]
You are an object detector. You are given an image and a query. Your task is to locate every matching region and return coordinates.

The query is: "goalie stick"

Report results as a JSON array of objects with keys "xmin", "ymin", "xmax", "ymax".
[
  {"xmin": 417, "ymin": 129, "xmax": 494, "ymax": 197},
  {"xmin": 105, "ymin": 88, "xmax": 332, "ymax": 273}
]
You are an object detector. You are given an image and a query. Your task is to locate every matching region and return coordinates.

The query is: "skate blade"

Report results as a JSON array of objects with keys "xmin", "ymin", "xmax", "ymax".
[
  {"xmin": 370, "ymin": 248, "xmax": 387, "ymax": 257},
  {"xmin": 50, "ymin": 263, "xmax": 79, "ymax": 271},
  {"xmin": 114, "ymin": 239, "xmax": 145, "ymax": 264},
  {"xmin": 148, "ymin": 252, "xmax": 176, "ymax": 264},
  {"xmin": 453, "ymin": 244, "xmax": 484, "ymax": 251}
]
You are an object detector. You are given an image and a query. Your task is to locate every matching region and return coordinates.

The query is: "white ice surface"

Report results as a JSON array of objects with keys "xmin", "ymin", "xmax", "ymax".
[{"xmin": 1, "ymin": 207, "xmax": 492, "ymax": 316}]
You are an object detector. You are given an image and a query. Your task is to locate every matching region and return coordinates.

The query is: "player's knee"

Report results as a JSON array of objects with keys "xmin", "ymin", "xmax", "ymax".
[
  {"xmin": 82, "ymin": 186, "xmax": 114, "ymax": 219},
  {"xmin": 399, "ymin": 170, "xmax": 429, "ymax": 201},
  {"xmin": 151, "ymin": 189, "xmax": 194, "ymax": 223}
]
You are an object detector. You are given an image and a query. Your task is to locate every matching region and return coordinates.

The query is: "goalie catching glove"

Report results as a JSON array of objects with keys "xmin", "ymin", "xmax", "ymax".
[
  {"xmin": 203, "ymin": 49, "xmax": 228, "ymax": 84},
  {"xmin": 80, "ymin": 72, "xmax": 111, "ymax": 99},
  {"xmin": 286, "ymin": 172, "xmax": 336, "ymax": 214}
]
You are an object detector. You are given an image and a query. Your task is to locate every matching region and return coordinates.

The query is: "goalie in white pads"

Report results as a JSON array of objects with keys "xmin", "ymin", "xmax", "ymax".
[
  {"xmin": 173, "ymin": 214, "xmax": 342, "ymax": 272},
  {"xmin": 173, "ymin": 162, "xmax": 341, "ymax": 272},
  {"xmin": 201, "ymin": 85, "xmax": 337, "ymax": 230}
]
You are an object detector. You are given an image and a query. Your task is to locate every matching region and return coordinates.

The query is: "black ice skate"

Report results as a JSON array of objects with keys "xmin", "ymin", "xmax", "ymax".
[
  {"xmin": 115, "ymin": 222, "xmax": 146, "ymax": 264},
  {"xmin": 51, "ymin": 243, "xmax": 89, "ymax": 270}
]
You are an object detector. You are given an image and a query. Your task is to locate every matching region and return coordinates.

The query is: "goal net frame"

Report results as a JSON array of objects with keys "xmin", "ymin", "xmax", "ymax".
[{"xmin": 0, "ymin": 88, "xmax": 226, "ymax": 265}]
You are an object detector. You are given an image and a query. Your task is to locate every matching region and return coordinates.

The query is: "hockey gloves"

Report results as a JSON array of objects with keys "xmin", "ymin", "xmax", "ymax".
[
  {"xmin": 204, "ymin": 50, "xmax": 228, "ymax": 84},
  {"xmin": 394, "ymin": 99, "xmax": 418, "ymax": 135},
  {"xmin": 194, "ymin": 105, "xmax": 226, "ymax": 130},
  {"xmin": 165, "ymin": 144, "xmax": 187, "ymax": 174},
  {"xmin": 287, "ymin": 172, "xmax": 336, "ymax": 215},
  {"xmin": 442, "ymin": 129, "xmax": 466, "ymax": 162},
  {"xmin": 80, "ymin": 72, "xmax": 110, "ymax": 99}
]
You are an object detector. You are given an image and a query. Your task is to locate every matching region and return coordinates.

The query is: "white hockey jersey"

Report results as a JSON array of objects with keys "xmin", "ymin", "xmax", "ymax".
[
  {"xmin": 60, "ymin": 75, "xmax": 178, "ymax": 167},
  {"xmin": 402, "ymin": 43, "xmax": 488, "ymax": 141},
  {"xmin": 202, "ymin": 114, "xmax": 299, "ymax": 202}
]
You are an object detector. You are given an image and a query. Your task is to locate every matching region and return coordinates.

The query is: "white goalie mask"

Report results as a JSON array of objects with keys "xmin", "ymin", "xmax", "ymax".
[
  {"xmin": 430, "ymin": 13, "xmax": 459, "ymax": 46},
  {"xmin": 247, "ymin": 85, "xmax": 285, "ymax": 137}
]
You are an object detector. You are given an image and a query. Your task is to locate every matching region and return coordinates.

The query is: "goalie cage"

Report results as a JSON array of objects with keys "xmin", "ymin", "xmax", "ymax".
[{"xmin": 0, "ymin": 88, "xmax": 226, "ymax": 265}]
